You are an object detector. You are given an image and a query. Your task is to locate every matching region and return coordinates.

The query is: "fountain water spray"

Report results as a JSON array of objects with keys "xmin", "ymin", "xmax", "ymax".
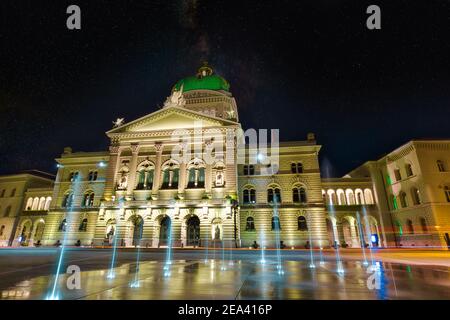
[
  {"xmin": 46, "ymin": 175, "xmax": 82, "ymax": 300},
  {"xmin": 308, "ymin": 230, "xmax": 316, "ymax": 269},
  {"xmin": 272, "ymin": 197, "xmax": 284, "ymax": 275},
  {"xmin": 220, "ymin": 241, "xmax": 227, "ymax": 271},
  {"xmin": 204, "ymin": 236, "xmax": 209, "ymax": 264},
  {"xmin": 107, "ymin": 199, "xmax": 124, "ymax": 279},
  {"xmin": 163, "ymin": 215, "xmax": 173, "ymax": 277},
  {"xmin": 130, "ymin": 219, "xmax": 143, "ymax": 288},
  {"xmin": 356, "ymin": 212, "xmax": 369, "ymax": 266},
  {"xmin": 362, "ymin": 206, "xmax": 376, "ymax": 266}
]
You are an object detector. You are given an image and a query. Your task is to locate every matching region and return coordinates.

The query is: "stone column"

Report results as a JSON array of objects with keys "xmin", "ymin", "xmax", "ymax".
[
  {"xmin": 104, "ymin": 145, "xmax": 122, "ymax": 200},
  {"xmin": 152, "ymin": 142, "xmax": 163, "ymax": 196},
  {"xmin": 126, "ymin": 143, "xmax": 140, "ymax": 198}
]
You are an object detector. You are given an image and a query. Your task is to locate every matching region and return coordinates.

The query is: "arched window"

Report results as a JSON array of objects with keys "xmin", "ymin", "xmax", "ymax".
[
  {"xmin": 337, "ymin": 189, "xmax": 346, "ymax": 205},
  {"xmin": 243, "ymin": 188, "xmax": 256, "ymax": 204},
  {"xmin": 298, "ymin": 216, "xmax": 308, "ymax": 231},
  {"xmin": 161, "ymin": 161, "xmax": 179, "ymax": 189},
  {"xmin": 10, "ymin": 188, "xmax": 16, "ymax": 197},
  {"xmin": 69, "ymin": 171, "xmax": 79, "ymax": 182},
  {"xmin": 406, "ymin": 219, "xmax": 414, "ymax": 234},
  {"xmin": 411, "ymin": 187, "xmax": 421, "ymax": 205},
  {"xmin": 38, "ymin": 197, "xmax": 46, "ymax": 210},
  {"xmin": 79, "ymin": 218, "xmax": 88, "ymax": 232},
  {"xmin": 364, "ymin": 189, "xmax": 374, "ymax": 204},
  {"xmin": 437, "ymin": 160, "xmax": 446, "ymax": 172},
  {"xmin": 268, "ymin": 187, "xmax": 281, "ymax": 203},
  {"xmin": 82, "ymin": 192, "xmax": 94, "ymax": 207},
  {"xmin": 399, "ymin": 192, "xmax": 408, "ymax": 208},
  {"xmin": 293, "ymin": 187, "xmax": 307, "ymax": 203},
  {"xmin": 444, "ymin": 186, "xmax": 450, "ymax": 203},
  {"xmin": 88, "ymin": 170, "xmax": 98, "ymax": 181},
  {"xmin": 245, "ymin": 217, "xmax": 255, "ymax": 231},
  {"xmin": 405, "ymin": 164, "xmax": 413, "ymax": 177},
  {"xmin": 44, "ymin": 197, "xmax": 52, "ymax": 210},
  {"xmin": 291, "ymin": 163, "xmax": 303, "ymax": 174},
  {"xmin": 26, "ymin": 198, "xmax": 33, "ymax": 210},
  {"xmin": 58, "ymin": 219, "xmax": 67, "ymax": 232},
  {"xmin": 0, "ymin": 225, "xmax": 5, "ymax": 236},
  {"xmin": 355, "ymin": 189, "xmax": 364, "ymax": 205},
  {"xmin": 243, "ymin": 165, "xmax": 255, "ymax": 175},
  {"xmin": 420, "ymin": 217, "xmax": 428, "ymax": 233},
  {"xmin": 271, "ymin": 216, "xmax": 281, "ymax": 230},
  {"xmin": 327, "ymin": 189, "xmax": 337, "ymax": 205},
  {"xmin": 187, "ymin": 160, "xmax": 206, "ymax": 188},
  {"xmin": 4, "ymin": 206, "xmax": 11, "ymax": 217},
  {"xmin": 136, "ymin": 161, "xmax": 154, "ymax": 190},
  {"xmin": 62, "ymin": 192, "xmax": 74, "ymax": 208},
  {"xmin": 345, "ymin": 189, "xmax": 355, "ymax": 205},
  {"xmin": 31, "ymin": 197, "xmax": 39, "ymax": 210}
]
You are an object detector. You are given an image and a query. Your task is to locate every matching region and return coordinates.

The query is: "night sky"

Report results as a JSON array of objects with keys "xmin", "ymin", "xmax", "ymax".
[{"xmin": 1, "ymin": 0, "xmax": 450, "ymax": 177}]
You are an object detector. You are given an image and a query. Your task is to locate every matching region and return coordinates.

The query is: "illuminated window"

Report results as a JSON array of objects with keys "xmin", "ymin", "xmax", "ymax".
[
  {"xmin": 298, "ymin": 216, "xmax": 308, "ymax": 231},
  {"xmin": 395, "ymin": 220, "xmax": 403, "ymax": 236},
  {"xmin": 245, "ymin": 217, "xmax": 255, "ymax": 231},
  {"xmin": 437, "ymin": 160, "xmax": 446, "ymax": 172},
  {"xmin": 391, "ymin": 195, "xmax": 398, "ymax": 210},
  {"xmin": 0, "ymin": 189, "xmax": 5, "ymax": 197},
  {"xmin": 136, "ymin": 161, "xmax": 154, "ymax": 190},
  {"xmin": 187, "ymin": 167, "xmax": 205, "ymax": 188},
  {"xmin": 10, "ymin": 188, "xmax": 16, "ymax": 197}
]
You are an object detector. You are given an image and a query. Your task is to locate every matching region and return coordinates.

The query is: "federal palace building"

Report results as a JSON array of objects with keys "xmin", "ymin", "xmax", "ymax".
[{"xmin": 1, "ymin": 64, "xmax": 450, "ymax": 249}]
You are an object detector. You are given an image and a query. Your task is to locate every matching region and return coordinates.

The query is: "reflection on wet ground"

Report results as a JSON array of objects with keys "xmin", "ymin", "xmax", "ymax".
[{"xmin": 0, "ymin": 249, "xmax": 449, "ymax": 300}]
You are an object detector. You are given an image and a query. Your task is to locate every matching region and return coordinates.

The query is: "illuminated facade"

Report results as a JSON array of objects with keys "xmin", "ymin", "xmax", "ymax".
[{"xmin": 2, "ymin": 64, "xmax": 449, "ymax": 249}]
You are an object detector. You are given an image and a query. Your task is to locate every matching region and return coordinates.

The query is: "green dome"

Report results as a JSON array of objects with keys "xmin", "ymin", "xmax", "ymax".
[{"xmin": 173, "ymin": 63, "xmax": 230, "ymax": 93}]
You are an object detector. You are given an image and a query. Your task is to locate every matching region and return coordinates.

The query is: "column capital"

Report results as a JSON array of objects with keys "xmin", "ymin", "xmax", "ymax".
[
  {"xmin": 109, "ymin": 145, "xmax": 121, "ymax": 155},
  {"xmin": 154, "ymin": 142, "xmax": 164, "ymax": 153},
  {"xmin": 130, "ymin": 143, "xmax": 140, "ymax": 154}
]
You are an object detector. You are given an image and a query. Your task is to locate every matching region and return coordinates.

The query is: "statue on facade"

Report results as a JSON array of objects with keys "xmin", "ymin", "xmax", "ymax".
[
  {"xmin": 163, "ymin": 84, "xmax": 186, "ymax": 108},
  {"xmin": 214, "ymin": 225, "xmax": 220, "ymax": 240},
  {"xmin": 117, "ymin": 171, "xmax": 128, "ymax": 190},
  {"xmin": 113, "ymin": 118, "xmax": 125, "ymax": 128}
]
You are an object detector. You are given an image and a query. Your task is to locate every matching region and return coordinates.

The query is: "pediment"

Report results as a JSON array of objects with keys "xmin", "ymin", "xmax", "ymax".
[{"xmin": 107, "ymin": 106, "xmax": 237, "ymax": 135}]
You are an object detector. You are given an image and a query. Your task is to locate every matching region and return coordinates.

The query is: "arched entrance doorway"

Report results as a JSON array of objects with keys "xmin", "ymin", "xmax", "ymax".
[
  {"xmin": 326, "ymin": 218, "xmax": 335, "ymax": 247},
  {"xmin": 127, "ymin": 215, "xmax": 143, "ymax": 247},
  {"xmin": 159, "ymin": 216, "xmax": 171, "ymax": 246},
  {"xmin": 33, "ymin": 220, "xmax": 45, "ymax": 243},
  {"xmin": 186, "ymin": 215, "xmax": 200, "ymax": 246},
  {"xmin": 20, "ymin": 221, "xmax": 32, "ymax": 245}
]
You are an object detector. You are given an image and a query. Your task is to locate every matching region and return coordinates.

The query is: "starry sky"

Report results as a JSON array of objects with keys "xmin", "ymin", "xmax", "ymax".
[{"xmin": 1, "ymin": 0, "xmax": 450, "ymax": 177}]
